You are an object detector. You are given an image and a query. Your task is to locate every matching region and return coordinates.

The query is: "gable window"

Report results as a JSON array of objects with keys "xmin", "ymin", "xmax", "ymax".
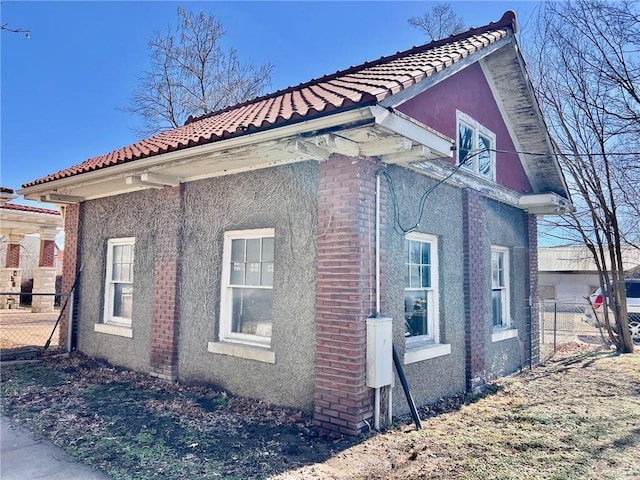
[
  {"xmin": 103, "ymin": 237, "xmax": 135, "ymax": 327},
  {"xmin": 220, "ymin": 229, "xmax": 274, "ymax": 348},
  {"xmin": 404, "ymin": 233, "xmax": 439, "ymax": 345},
  {"xmin": 491, "ymin": 246, "xmax": 510, "ymax": 329},
  {"xmin": 457, "ymin": 111, "xmax": 496, "ymax": 180}
]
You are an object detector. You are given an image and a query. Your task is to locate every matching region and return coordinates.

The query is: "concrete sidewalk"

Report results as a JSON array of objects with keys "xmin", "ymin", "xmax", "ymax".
[{"xmin": 1, "ymin": 415, "xmax": 111, "ymax": 479}]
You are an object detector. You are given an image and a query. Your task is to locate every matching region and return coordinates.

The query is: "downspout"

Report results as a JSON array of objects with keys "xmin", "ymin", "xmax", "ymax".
[{"xmin": 374, "ymin": 173, "xmax": 381, "ymax": 430}]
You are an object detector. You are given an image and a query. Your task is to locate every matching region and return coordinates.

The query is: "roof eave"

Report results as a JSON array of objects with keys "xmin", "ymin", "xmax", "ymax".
[{"xmin": 18, "ymin": 107, "xmax": 376, "ymax": 203}]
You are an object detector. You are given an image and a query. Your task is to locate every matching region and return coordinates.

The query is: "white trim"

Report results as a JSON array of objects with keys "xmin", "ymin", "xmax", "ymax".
[
  {"xmin": 103, "ymin": 237, "xmax": 135, "ymax": 328},
  {"xmin": 404, "ymin": 343, "xmax": 451, "ymax": 364},
  {"xmin": 456, "ymin": 111, "xmax": 496, "ymax": 181},
  {"xmin": 491, "ymin": 327, "xmax": 518, "ymax": 343},
  {"xmin": 220, "ymin": 228, "xmax": 275, "ymax": 348},
  {"xmin": 370, "ymin": 105, "xmax": 453, "ymax": 159},
  {"xmin": 94, "ymin": 323, "xmax": 133, "ymax": 338},
  {"xmin": 491, "ymin": 245, "xmax": 511, "ymax": 329},
  {"xmin": 404, "ymin": 232, "xmax": 440, "ymax": 344},
  {"xmin": 207, "ymin": 341, "xmax": 276, "ymax": 364}
]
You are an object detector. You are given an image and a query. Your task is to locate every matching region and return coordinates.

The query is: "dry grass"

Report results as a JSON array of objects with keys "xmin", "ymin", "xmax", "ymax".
[{"xmin": 2, "ymin": 345, "xmax": 639, "ymax": 480}]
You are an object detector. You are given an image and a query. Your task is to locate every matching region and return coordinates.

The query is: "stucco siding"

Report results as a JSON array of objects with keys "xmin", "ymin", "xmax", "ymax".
[
  {"xmin": 483, "ymin": 198, "xmax": 530, "ymax": 379},
  {"xmin": 382, "ymin": 165, "xmax": 467, "ymax": 414},
  {"xmin": 74, "ymin": 162, "xmax": 318, "ymax": 410},
  {"xmin": 76, "ymin": 189, "xmax": 159, "ymax": 372},
  {"xmin": 178, "ymin": 162, "xmax": 318, "ymax": 410},
  {"xmin": 382, "ymin": 165, "xmax": 531, "ymax": 414}
]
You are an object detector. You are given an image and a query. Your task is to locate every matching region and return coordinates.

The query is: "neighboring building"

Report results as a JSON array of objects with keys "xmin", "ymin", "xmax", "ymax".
[
  {"xmin": 0, "ymin": 188, "xmax": 62, "ymax": 312},
  {"xmin": 19, "ymin": 12, "xmax": 572, "ymax": 435},
  {"xmin": 539, "ymin": 246, "xmax": 640, "ymax": 304}
]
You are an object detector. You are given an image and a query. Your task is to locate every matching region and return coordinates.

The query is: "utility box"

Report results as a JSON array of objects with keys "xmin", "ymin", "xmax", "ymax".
[{"xmin": 366, "ymin": 317, "xmax": 393, "ymax": 388}]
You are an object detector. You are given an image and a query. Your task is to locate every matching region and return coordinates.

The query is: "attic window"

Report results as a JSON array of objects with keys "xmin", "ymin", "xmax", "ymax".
[{"xmin": 456, "ymin": 111, "xmax": 495, "ymax": 180}]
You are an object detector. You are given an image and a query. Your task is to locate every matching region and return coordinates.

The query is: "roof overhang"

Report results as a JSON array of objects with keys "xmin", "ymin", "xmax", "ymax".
[
  {"xmin": 479, "ymin": 39, "xmax": 570, "ymax": 198},
  {"xmin": 519, "ymin": 192, "xmax": 574, "ymax": 215},
  {"xmin": 0, "ymin": 207, "xmax": 62, "ymax": 238},
  {"xmin": 18, "ymin": 105, "xmax": 457, "ymax": 204}
]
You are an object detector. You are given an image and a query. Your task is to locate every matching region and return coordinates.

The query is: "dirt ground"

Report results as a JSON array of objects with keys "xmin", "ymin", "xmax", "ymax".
[{"xmin": 1, "ymin": 344, "xmax": 639, "ymax": 480}]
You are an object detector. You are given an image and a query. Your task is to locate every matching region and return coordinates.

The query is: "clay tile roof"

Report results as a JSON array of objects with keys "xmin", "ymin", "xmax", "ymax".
[
  {"xmin": 23, "ymin": 11, "xmax": 516, "ymax": 189},
  {"xmin": 0, "ymin": 187, "xmax": 15, "ymax": 194},
  {"xmin": 1, "ymin": 202, "xmax": 61, "ymax": 216}
]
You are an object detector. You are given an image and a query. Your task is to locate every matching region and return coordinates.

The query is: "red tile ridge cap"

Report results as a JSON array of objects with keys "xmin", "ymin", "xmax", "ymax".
[{"xmin": 185, "ymin": 11, "xmax": 516, "ymax": 126}]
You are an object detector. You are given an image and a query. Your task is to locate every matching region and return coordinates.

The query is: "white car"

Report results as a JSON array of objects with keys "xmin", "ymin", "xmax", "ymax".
[{"xmin": 585, "ymin": 278, "xmax": 640, "ymax": 344}]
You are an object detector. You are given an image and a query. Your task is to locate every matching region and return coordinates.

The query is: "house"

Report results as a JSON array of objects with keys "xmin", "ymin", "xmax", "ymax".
[
  {"xmin": 0, "ymin": 187, "xmax": 62, "ymax": 312},
  {"xmin": 539, "ymin": 246, "xmax": 640, "ymax": 304},
  {"xmin": 19, "ymin": 12, "xmax": 572, "ymax": 435}
]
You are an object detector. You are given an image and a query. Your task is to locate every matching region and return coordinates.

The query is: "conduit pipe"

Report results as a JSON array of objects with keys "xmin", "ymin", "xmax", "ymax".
[{"xmin": 374, "ymin": 171, "xmax": 393, "ymax": 429}]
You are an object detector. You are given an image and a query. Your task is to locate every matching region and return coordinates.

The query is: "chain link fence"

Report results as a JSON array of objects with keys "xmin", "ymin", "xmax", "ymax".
[
  {"xmin": 0, "ymin": 294, "xmax": 608, "ymax": 363},
  {"xmin": 0, "ymin": 292, "xmax": 68, "ymax": 360},
  {"xmin": 538, "ymin": 299, "xmax": 606, "ymax": 361}
]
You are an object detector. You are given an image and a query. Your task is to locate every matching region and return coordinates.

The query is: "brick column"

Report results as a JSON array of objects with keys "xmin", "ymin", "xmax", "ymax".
[
  {"xmin": 149, "ymin": 185, "xmax": 183, "ymax": 381},
  {"xmin": 463, "ymin": 189, "xmax": 487, "ymax": 393},
  {"xmin": 59, "ymin": 204, "xmax": 83, "ymax": 350},
  {"xmin": 1, "ymin": 234, "xmax": 23, "ymax": 309},
  {"xmin": 525, "ymin": 214, "xmax": 540, "ymax": 367},
  {"xmin": 32, "ymin": 230, "xmax": 58, "ymax": 313},
  {"xmin": 314, "ymin": 156, "xmax": 378, "ymax": 435},
  {"xmin": 5, "ymin": 235, "xmax": 22, "ymax": 268}
]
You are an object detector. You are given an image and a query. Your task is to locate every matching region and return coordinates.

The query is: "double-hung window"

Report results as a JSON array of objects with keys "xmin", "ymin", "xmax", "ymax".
[
  {"xmin": 457, "ymin": 111, "xmax": 496, "ymax": 180},
  {"xmin": 404, "ymin": 233, "xmax": 439, "ymax": 346},
  {"xmin": 491, "ymin": 246, "xmax": 510, "ymax": 329},
  {"xmin": 220, "ymin": 229, "xmax": 274, "ymax": 348},
  {"xmin": 103, "ymin": 238, "xmax": 135, "ymax": 327}
]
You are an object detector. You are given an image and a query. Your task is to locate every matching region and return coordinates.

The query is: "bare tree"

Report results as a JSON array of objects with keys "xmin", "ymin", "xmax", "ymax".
[
  {"xmin": 124, "ymin": 8, "xmax": 273, "ymax": 137},
  {"xmin": 408, "ymin": 3, "xmax": 465, "ymax": 41},
  {"xmin": 531, "ymin": 0, "xmax": 639, "ymax": 353}
]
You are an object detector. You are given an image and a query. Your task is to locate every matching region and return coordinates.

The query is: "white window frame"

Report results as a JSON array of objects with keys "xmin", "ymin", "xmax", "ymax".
[
  {"xmin": 404, "ymin": 232, "xmax": 440, "ymax": 347},
  {"xmin": 219, "ymin": 228, "xmax": 275, "ymax": 349},
  {"xmin": 456, "ymin": 111, "xmax": 496, "ymax": 181},
  {"xmin": 491, "ymin": 245, "xmax": 512, "ymax": 330},
  {"xmin": 102, "ymin": 237, "xmax": 135, "ymax": 328}
]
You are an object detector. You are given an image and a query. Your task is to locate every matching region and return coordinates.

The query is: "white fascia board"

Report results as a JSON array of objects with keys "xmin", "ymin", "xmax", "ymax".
[
  {"xmin": 370, "ymin": 105, "xmax": 453, "ymax": 159},
  {"xmin": 379, "ymin": 36, "xmax": 514, "ymax": 109},
  {"xmin": 18, "ymin": 108, "xmax": 374, "ymax": 201}
]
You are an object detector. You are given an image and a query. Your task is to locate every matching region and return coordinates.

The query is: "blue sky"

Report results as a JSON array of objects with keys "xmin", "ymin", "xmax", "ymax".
[{"xmin": 1, "ymin": 1, "xmax": 540, "ymax": 204}]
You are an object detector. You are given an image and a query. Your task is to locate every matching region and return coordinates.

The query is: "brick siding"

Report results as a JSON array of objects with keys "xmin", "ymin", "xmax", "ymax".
[
  {"xmin": 314, "ymin": 156, "xmax": 380, "ymax": 435},
  {"xmin": 59, "ymin": 203, "xmax": 83, "ymax": 350},
  {"xmin": 5, "ymin": 242, "xmax": 21, "ymax": 268},
  {"xmin": 463, "ymin": 188, "xmax": 487, "ymax": 393},
  {"xmin": 39, "ymin": 239, "xmax": 56, "ymax": 268},
  {"xmin": 526, "ymin": 214, "xmax": 540, "ymax": 366},
  {"xmin": 149, "ymin": 185, "xmax": 183, "ymax": 380}
]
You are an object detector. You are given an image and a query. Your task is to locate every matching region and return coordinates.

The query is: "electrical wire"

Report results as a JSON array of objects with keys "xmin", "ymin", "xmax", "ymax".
[{"xmin": 379, "ymin": 149, "xmax": 483, "ymax": 236}]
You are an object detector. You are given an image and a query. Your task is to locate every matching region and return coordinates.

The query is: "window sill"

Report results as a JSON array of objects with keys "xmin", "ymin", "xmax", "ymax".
[
  {"xmin": 94, "ymin": 323, "xmax": 133, "ymax": 338},
  {"xmin": 491, "ymin": 327, "xmax": 518, "ymax": 343},
  {"xmin": 404, "ymin": 343, "xmax": 451, "ymax": 364},
  {"xmin": 208, "ymin": 341, "xmax": 275, "ymax": 364}
]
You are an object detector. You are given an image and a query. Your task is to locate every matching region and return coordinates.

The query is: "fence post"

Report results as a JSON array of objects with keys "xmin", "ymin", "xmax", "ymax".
[{"xmin": 553, "ymin": 301, "xmax": 557, "ymax": 354}]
